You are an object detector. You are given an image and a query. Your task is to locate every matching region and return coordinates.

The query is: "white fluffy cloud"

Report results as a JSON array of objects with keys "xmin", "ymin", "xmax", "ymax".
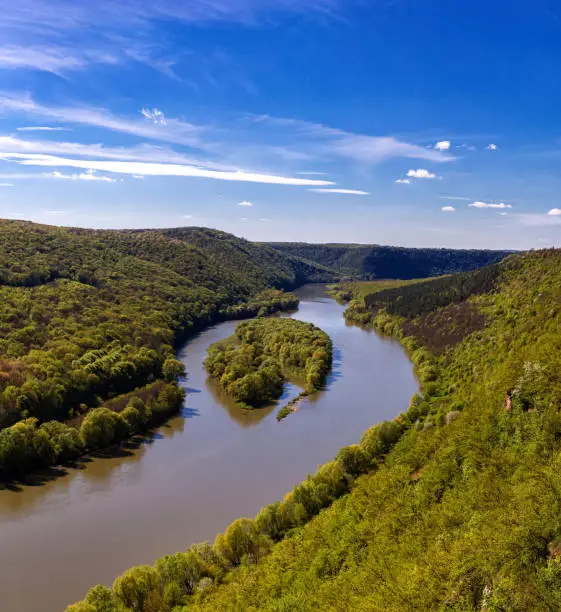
[
  {"xmin": 395, "ymin": 178, "xmax": 411, "ymax": 184},
  {"xmin": 468, "ymin": 201, "xmax": 511, "ymax": 209},
  {"xmin": 407, "ymin": 169, "xmax": 437, "ymax": 179},
  {"xmin": 441, "ymin": 206, "xmax": 456, "ymax": 212},
  {"xmin": 486, "ymin": 144, "xmax": 498, "ymax": 151},
  {"xmin": 308, "ymin": 188, "xmax": 369, "ymax": 195},
  {"xmin": 435, "ymin": 141, "xmax": 451, "ymax": 151},
  {"xmin": 548, "ymin": 208, "xmax": 561, "ymax": 216},
  {"xmin": 140, "ymin": 108, "xmax": 168, "ymax": 126},
  {"xmin": 238, "ymin": 201, "xmax": 253, "ymax": 206}
]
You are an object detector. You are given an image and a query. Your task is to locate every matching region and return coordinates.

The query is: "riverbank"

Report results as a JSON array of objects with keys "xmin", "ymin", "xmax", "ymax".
[{"xmin": 0, "ymin": 286, "xmax": 417, "ymax": 612}]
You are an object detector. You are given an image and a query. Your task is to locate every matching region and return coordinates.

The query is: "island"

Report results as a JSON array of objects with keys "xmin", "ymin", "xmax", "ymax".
[{"xmin": 204, "ymin": 317, "xmax": 333, "ymax": 411}]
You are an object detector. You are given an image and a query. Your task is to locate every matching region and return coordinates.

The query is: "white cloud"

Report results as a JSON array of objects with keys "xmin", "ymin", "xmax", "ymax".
[
  {"xmin": 395, "ymin": 178, "xmax": 411, "ymax": 184},
  {"xmin": 49, "ymin": 169, "xmax": 116, "ymax": 183},
  {"xmin": 441, "ymin": 206, "xmax": 456, "ymax": 212},
  {"xmin": 407, "ymin": 169, "xmax": 437, "ymax": 179},
  {"xmin": 140, "ymin": 108, "xmax": 168, "ymax": 126},
  {"xmin": 0, "ymin": 94, "xmax": 206, "ymax": 150},
  {"xmin": 0, "ymin": 136, "xmax": 237, "ymax": 170},
  {"xmin": 439, "ymin": 195, "xmax": 472, "ymax": 201},
  {"xmin": 548, "ymin": 208, "xmax": 561, "ymax": 216},
  {"xmin": 486, "ymin": 144, "xmax": 498, "ymax": 151},
  {"xmin": 308, "ymin": 188, "xmax": 369, "ymax": 195},
  {"xmin": 251, "ymin": 114, "xmax": 455, "ymax": 165},
  {"xmin": 468, "ymin": 201, "xmax": 512, "ymax": 209},
  {"xmin": 0, "ymin": 45, "xmax": 118, "ymax": 75},
  {"xmin": 0, "ymin": 182, "xmax": 14, "ymax": 187},
  {"xmin": 238, "ymin": 201, "xmax": 253, "ymax": 206},
  {"xmin": 182, "ymin": 215, "xmax": 193, "ymax": 219},
  {"xmin": 435, "ymin": 140, "xmax": 451, "ymax": 151},
  {"xmin": 133, "ymin": 175, "xmax": 144, "ymax": 179},
  {"xmin": 0, "ymin": 153, "xmax": 336, "ymax": 186},
  {"xmin": 17, "ymin": 126, "xmax": 71, "ymax": 132}
]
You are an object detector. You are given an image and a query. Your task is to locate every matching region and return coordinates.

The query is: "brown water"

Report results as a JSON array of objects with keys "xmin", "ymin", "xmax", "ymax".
[{"xmin": 0, "ymin": 285, "xmax": 417, "ymax": 612}]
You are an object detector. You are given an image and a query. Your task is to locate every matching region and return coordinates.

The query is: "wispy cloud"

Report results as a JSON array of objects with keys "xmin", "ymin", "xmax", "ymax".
[
  {"xmin": 17, "ymin": 126, "xmax": 72, "ymax": 132},
  {"xmin": 49, "ymin": 169, "xmax": 116, "ymax": 183},
  {"xmin": 251, "ymin": 114, "xmax": 455, "ymax": 165},
  {"xmin": 308, "ymin": 188, "xmax": 369, "ymax": 195},
  {"xmin": 238, "ymin": 200, "xmax": 253, "ymax": 206},
  {"xmin": 0, "ymin": 45, "xmax": 118, "ymax": 76},
  {"xmin": 0, "ymin": 94, "xmax": 207, "ymax": 150},
  {"xmin": 439, "ymin": 195, "xmax": 472, "ymax": 201},
  {"xmin": 140, "ymin": 108, "xmax": 168, "ymax": 126},
  {"xmin": 0, "ymin": 182, "xmax": 14, "ymax": 187},
  {"xmin": 395, "ymin": 178, "xmax": 411, "ymax": 184},
  {"xmin": 407, "ymin": 169, "xmax": 437, "ymax": 179},
  {"xmin": 0, "ymin": 135, "xmax": 232, "ymax": 169},
  {"xmin": 1, "ymin": 153, "xmax": 336, "ymax": 186},
  {"xmin": 441, "ymin": 205, "xmax": 456, "ymax": 212},
  {"xmin": 468, "ymin": 201, "xmax": 511, "ymax": 209}
]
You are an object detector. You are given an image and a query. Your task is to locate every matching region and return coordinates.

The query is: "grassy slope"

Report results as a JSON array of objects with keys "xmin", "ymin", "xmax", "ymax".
[
  {"xmin": 266, "ymin": 242, "xmax": 511, "ymax": 279},
  {"xmin": 190, "ymin": 250, "xmax": 561, "ymax": 611}
]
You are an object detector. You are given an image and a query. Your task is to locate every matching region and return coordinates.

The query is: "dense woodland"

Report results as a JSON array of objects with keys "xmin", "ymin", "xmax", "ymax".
[
  {"xmin": 67, "ymin": 248, "xmax": 561, "ymax": 611},
  {"xmin": 267, "ymin": 241, "xmax": 510, "ymax": 279},
  {"xmin": 0, "ymin": 220, "xmax": 324, "ymax": 480},
  {"xmin": 205, "ymin": 318, "xmax": 332, "ymax": 409}
]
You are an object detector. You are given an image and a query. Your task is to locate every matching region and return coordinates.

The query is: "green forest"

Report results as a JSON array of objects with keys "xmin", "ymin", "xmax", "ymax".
[
  {"xmin": 66, "ymin": 247, "xmax": 561, "ymax": 611},
  {"xmin": 0, "ymin": 221, "xmax": 321, "ymax": 481},
  {"xmin": 266, "ymin": 241, "xmax": 510, "ymax": 279},
  {"xmin": 205, "ymin": 318, "xmax": 332, "ymax": 409}
]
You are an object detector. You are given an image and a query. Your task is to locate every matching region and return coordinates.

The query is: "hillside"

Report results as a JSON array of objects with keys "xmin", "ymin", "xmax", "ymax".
[
  {"xmin": 0, "ymin": 220, "xmax": 334, "ymax": 478},
  {"xmin": 266, "ymin": 242, "xmax": 511, "ymax": 279},
  {"xmin": 69, "ymin": 249, "xmax": 561, "ymax": 611}
]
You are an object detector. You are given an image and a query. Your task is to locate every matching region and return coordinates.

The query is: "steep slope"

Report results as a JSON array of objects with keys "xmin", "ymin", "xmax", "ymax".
[
  {"xmin": 70, "ymin": 249, "xmax": 561, "ymax": 611},
  {"xmin": 266, "ymin": 242, "xmax": 511, "ymax": 279}
]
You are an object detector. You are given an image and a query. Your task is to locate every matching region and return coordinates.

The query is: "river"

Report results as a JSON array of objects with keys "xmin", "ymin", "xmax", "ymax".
[{"xmin": 0, "ymin": 285, "xmax": 417, "ymax": 612}]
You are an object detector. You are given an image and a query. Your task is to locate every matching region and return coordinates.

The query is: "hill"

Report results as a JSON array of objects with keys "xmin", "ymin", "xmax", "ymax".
[
  {"xmin": 69, "ymin": 248, "xmax": 561, "ymax": 611},
  {"xmin": 266, "ymin": 242, "xmax": 511, "ymax": 279},
  {"xmin": 0, "ymin": 220, "xmax": 333, "ymax": 478}
]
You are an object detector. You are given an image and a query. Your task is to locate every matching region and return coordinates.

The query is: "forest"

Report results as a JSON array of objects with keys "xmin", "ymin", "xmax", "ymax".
[
  {"xmin": 204, "ymin": 318, "xmax": 332, "ymax": 409},
  {"xmin": 266, "ymin": 241, "xmax": 510, "ymax": 279},
  {"xmin": 0, "ymin": 220, "xmax": 321, "ymax": 481},
  {"xmin": 66, "ymin": 247, "xmax": 561, "ymax": 611}
]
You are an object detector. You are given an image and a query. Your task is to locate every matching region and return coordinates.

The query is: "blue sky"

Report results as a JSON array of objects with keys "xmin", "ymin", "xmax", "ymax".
[{"xmin": 0, "ymin": 0, "xmax": 560, "ymax": 248}]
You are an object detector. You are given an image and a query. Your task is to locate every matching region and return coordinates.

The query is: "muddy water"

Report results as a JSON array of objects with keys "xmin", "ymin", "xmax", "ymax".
[{"xmin": 0, "ymin": 286, "xmax": 417, "ymax": 612}]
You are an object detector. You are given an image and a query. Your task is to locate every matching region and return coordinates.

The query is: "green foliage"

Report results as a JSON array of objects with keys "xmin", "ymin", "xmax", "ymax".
[
  {"xmin": 268, "ymin": 242, "xmax": 510, "ymax": 279},
  {"xmin": 0, "ymin": 220, "xmax": 313, "ymax": 480},
  {"xmin": 205, "ymin": 318, "xmax": 332, "ymax": 408},
  {"xmin": 72, "ymin": 248, "xmax": 561, "ymax": 612},
  {"xmin": 162, "ymin": 359, "xmax": 186, "ymax": 382}
]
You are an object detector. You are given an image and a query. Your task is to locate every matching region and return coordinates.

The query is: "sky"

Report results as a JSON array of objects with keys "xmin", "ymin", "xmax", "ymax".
[{"xmin": 0, "ymin": 0, "xmax": 560, "ymax": 248}]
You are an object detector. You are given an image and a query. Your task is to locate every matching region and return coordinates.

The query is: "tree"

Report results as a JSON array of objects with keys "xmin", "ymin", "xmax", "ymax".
[
  {"xmin": 112, "ymin": 565, "xmax": 163, "ymax": 612},
  {"xmin": 80, "ymin": 408, "xmax": 127, "ymax": 449},
  {"xmin": 162, "ymin": 359, "xmax": 186, "ymax": 382}
]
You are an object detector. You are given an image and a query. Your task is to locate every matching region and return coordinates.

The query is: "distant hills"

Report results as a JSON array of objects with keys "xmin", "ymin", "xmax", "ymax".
[{"xmin": 266, "ymin": 241, "xmax": 511, "ymax": 279}]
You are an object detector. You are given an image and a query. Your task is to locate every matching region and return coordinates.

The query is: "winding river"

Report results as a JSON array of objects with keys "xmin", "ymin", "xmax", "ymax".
[{"xmin": 0, "ymin": 285, "xmax": 417, "ymax": 612}]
